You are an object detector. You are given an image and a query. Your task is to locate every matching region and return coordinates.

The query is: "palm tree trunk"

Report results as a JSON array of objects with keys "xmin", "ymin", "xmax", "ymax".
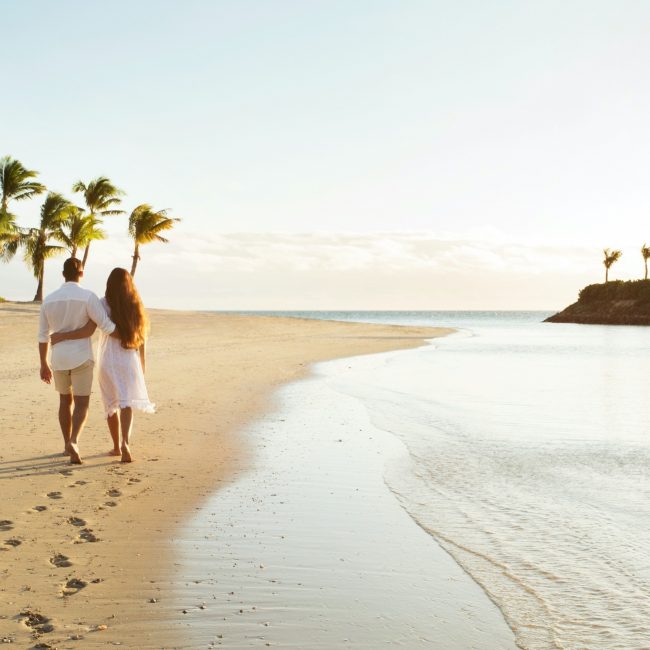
[
  {"xmin": 605, "ymin": 267, "xmax": 609, "ymax": 283},
  {"xmin": 131, "ymin": 243, "xmax": 140, "ymax": 277},
  {"xmin": 72, "ymin": 245, "xmax": 77, "ymax": 258},
  {"xmin": 33, "ymin": 269, "xmax": 44, "ymax": 302},
  {"xmin": 645, "ymin": 260, "xmax": 648, "ymax": 280},
  {"xmin": 81, "ymin": 242, "xmax": 90, "ymax": 267}
]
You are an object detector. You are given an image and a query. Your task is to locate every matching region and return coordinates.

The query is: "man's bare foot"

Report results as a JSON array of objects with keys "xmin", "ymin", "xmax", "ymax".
[
  {"xmin": 69, "ymin": 442, "xmax": 83, "ymax": 465},
  {"xmin": 63, "ymin": 443, "xmax": 72, "ymax": 456},
  {"xmin": 121, "ymin": 444, "xmax": 133, "ymax": 463},
  {"xmin": 108, "ymin": 448, "xmax": 121, "ymax": 457}
]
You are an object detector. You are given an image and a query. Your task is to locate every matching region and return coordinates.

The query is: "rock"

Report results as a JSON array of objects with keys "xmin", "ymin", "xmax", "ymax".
[{"xmin": 546, "ymin": 280, "xmax": 650, "ymax": 325}]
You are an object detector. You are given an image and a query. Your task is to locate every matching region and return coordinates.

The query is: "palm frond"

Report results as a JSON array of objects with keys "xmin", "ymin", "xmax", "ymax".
[
  {"xmin": 39, "ymin": 192, "xmax": 73, "ymax": 230},
  {"xmin": 0, "ymin": 236, "xmax": 21, "ymax": 262},
  {"xmin": 128, "ymin": 204, "xmax": 180, "ymax": 256},
  {"xmin": 1, "ymin": 156, "xmax": 46, "ymax": 207},
  {"xmin": 74, "ymin": 176, "xmax": 125, "ymax": 218}
]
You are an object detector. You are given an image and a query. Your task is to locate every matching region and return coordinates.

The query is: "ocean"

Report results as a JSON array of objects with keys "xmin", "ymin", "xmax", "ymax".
[{"xmin": 186, "ymin": 311, "xmax": 650, "ymax": 649}]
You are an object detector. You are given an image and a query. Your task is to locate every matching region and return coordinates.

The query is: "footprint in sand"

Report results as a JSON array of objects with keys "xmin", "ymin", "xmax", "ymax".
[
  {"xmin": 77, "ymin": 528, "xmax": 99, "ymax": 543},
  {"xmin": 67, "ymin": 517, "xmax": 86, "ymax": 527},
  {"xmin": 62, "ymin": 577, "xmax": 87, "ymax": 596},
  {"xmin": 128, "ymin": 477, "xmax": 141, "ymax": 483},
  {"xmin": 47, "ymin": 492, "xmax": 63, "ymax": 500},
  {"xmin": 107, "ymin": 489, "xmax": 122, "ymax": 498},
  {"xmin": 75, "ymin": 480, "xmax": 88, "ymax": 485},
  {"xmin": 59, "ymin": 469, "xmax": 73, "ymax": 476},
  {"xmin": 4, "ymin": 538, "xmax": 21, "ymax": 547},
  {"xmin": 0, "ymin": 520, "xmax": 13, "ymax": 532},
  {"xmin": 104, "ymin": 501, "xmax": 118, "ymax": 507},
  {"xmin": 33, "ymin": 505, "xmax": 48, "ymax": 512},
  {"xmin": 19, "ymin": 610, "xmax": 54, "ymax": 634},
  {"xmin": 50, "ymin": 553, "xmax": 72, "ymax": 568}
]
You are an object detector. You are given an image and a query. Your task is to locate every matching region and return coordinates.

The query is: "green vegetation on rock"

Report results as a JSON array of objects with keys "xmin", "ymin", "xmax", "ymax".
[{"xmin": 546, "ymin": 279, "xmax": 650, "ymax": 325}]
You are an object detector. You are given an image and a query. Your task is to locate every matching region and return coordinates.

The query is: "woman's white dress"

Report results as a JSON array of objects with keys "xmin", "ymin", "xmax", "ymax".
[{"xmin": 97, "ymin": 297, "xmax": 155, "ymax": 417}]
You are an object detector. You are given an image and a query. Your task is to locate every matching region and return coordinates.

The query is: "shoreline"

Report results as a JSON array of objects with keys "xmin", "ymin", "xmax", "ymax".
[
  {"xmin": 174, "ymin": 350, "xmax": 517, "ymax": 649},
  {"xmin": 0, "ymin": 303, "xmax": 450, "ymax": 648}
]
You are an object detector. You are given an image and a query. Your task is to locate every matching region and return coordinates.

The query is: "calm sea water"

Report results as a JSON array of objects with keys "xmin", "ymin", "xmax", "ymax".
[{"xmin": 240, "ymin": 311, "xmax": 650, "ymax": 649}]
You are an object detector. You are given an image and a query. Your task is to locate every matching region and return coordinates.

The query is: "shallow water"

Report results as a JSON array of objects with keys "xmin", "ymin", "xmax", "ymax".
[
  {"xmin": 304, "ymin": 311, "xmax": 650, "ymax": 649},
  {"xmin": 175, "ymin": 354, "xmax": 516, "ymax": 649}
]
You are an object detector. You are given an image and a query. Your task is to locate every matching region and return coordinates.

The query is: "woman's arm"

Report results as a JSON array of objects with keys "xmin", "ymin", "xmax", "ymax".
[
  {"xmin": 139, "ymin": 341, "xmax": 146, "ymax": 374},
  {"xmin": 50, "ymin": 320, "xmax": 97, "ymax": 346}
]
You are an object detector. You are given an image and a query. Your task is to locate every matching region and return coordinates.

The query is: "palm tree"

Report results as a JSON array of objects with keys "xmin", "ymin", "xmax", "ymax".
[
  {"xmin": 642, "ymin": 244, "xmax": 650, "ymax": 280},
  {"xmin": 128, "ymin": 204, "xmax": 180, "ymax": 277},
  {"xmin": 0, "ymin": 156, "xmax": 46, "ymax": 260},
  {"xmin": 23, "ymin": 193, "xmax": 70, "ymax": 301},
  {"xmin": 59, "ymin": 206, "xmax": 106, "ymax": 257},
  {"xmin": 603, "ymin": 248, "xmax": 622, "ymax": 283},
  {"xmin": 72, "ymin": 176, "xmax": 124, "ymax": 267}
]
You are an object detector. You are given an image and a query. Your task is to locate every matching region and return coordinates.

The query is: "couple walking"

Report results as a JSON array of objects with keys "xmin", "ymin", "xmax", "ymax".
[{"xmin": 37, "ymin": 257, "xmax": 154, "ymax": 464}]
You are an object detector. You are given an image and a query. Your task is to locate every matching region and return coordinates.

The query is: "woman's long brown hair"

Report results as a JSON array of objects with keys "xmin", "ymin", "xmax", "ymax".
[{"xmin": 105, "ymin": 268, "xmax": 148, "ymax": 349}]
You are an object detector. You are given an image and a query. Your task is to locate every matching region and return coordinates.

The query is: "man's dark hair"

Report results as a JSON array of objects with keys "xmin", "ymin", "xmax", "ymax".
[{"xmin": 63, "ymin": 257, "xmax": 84, "ymax": 281}]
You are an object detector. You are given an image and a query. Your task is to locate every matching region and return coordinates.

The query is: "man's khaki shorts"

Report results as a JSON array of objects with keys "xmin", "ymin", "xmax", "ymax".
[{"xmin": 53, "ymin": 360, "xmax": 94, "ymax": 396}]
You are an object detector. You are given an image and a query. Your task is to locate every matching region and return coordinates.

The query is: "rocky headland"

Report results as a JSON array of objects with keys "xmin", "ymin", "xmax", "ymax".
[{"xmin": 545, "ymin": 280, "xmax": 650, "ymax": 325}]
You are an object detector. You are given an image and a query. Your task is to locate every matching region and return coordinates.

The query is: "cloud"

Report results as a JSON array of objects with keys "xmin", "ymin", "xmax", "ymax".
[
  {"xmin": 0, "ymin": 230, "xmax": 629, "ymax": 310},
  {"xmin": 153, "ymin": 231, "xmax": 592, "ymax": 273}
]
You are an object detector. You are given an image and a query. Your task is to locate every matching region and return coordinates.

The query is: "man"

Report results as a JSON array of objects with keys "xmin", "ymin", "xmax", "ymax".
[{"xmin": 38, "ymin": 257, "xmax": 115, "ymax": 464}]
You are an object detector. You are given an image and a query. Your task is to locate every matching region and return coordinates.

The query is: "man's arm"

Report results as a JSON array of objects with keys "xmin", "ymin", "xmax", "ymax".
[
  {"xmin": 37, "ymin": 306, "xmax": 52, "ymax": 384},
  {"xmin": 51, "ymin": 320, "xmax": 97, "ymax": 346},
  {"xmin": 38, "ymin": 342, "xmax": 52, "ymax": 383},
  {"xmin": 86, "ymin": 293, "xmax": 116, "ymax": 336}
]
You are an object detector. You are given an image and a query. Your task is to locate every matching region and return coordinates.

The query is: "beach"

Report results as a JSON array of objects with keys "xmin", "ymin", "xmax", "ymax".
[{"xmin": 0, "ymin": 303, "xmax": 480, "ymax": 648}]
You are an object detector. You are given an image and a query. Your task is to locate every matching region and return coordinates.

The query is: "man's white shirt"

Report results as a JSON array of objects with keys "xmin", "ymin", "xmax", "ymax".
[{"xmin": 38, "ymin": 282, "xmax": 116, "ymax": 371}]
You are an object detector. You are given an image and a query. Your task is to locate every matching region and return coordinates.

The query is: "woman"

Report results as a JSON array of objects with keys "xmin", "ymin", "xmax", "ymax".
[{"xmin": 51, "ymin": 268, "xmax": 154, "ymax": 462}]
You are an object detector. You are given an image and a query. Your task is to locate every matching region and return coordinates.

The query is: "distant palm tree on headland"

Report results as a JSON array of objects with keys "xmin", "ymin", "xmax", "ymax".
[
  {"xmin": 0, "ymin": 156, "xmax": 46, "ymax": 261},
  {"xmin": 23, "ymin": 193, "xmax": 70, "ymax": 302},
  {"xmin": 72, "ymin": 176, "xmax": 124, "ymax": 268},
  {"xmin": 641, "ymin": 244, "xmax": 650, "ymax": 280},
  {"xmin": 602, "ymin": 248, "xmax": 622, "ymax": 283},
  {"xmin": 59, "ymin": 206, "xmax": 106, "ymax": 258},
  {"xmin": 128, "ymin": 204, "xmax": 180, "ymax": 277}
]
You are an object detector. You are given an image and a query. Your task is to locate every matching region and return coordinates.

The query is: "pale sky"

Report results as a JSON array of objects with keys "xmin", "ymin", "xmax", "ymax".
[{"xmin": 2, "ymin": 0, "xmax": 650, "ymax": 309}]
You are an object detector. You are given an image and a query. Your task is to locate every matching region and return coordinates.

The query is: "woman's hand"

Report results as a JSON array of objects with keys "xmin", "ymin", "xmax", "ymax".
[{"xmin": 50, "ymin": 332, "xmax": 67, "ymax": 346}]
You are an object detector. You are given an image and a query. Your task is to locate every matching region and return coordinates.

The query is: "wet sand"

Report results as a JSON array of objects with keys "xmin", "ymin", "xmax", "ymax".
[
  {"xmin": 0, "ymin": 303, "xmax": 450, "ymax": 648},
  {"xmin": 176, "ymin": 353, "xmax": 518, "ymax": 649}
]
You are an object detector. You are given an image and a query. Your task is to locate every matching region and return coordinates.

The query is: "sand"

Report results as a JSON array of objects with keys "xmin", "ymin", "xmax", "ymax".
[{"xmin": 0, "ymin": 303, "xmax": 451, "ymax": 648}]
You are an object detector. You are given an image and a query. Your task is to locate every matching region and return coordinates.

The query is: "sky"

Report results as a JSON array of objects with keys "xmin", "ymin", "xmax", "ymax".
[{"xmin": 2, "ymin": 0, "xmax": 650, "ymax": 309}]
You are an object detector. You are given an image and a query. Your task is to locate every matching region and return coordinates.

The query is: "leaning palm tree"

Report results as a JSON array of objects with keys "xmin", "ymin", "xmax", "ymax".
[
  {"xmin": 23, "ymin": 193, "xmax": 70, "ymax": 301},
  {"xmin": 72, "ymin": 176, "xmax": 124, "ymax": 267},
  {"xmin": 603, "ymin": 248, "xmax": 622, "ymax": 283},
  {"xmin": 128, "ymin": 204, "xmax": 180, "ymax": 277},
  {"xmin": 642, "ymin": 244, "xmax": 650, "ymax": 280},
  {"xmin": 59, "ymin": 206, "xmax": 106, "ymax": 257},
  {"xmin": 0, "ymin": 156, "xmax": 46, "ymax": 261}
]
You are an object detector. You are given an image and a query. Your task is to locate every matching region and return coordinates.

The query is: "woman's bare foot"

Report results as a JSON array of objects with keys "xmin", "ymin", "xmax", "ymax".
[
  {"xmin": 121, "ymin": 444, "xmax": 133, "ymax": 463},
  {"xmin": 108, "ymin": 448, "xmax": 121, "ymax": 457},
  {"xmin": 68, "ymin": 442, "xmax": 83, "ymax": 465}
]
